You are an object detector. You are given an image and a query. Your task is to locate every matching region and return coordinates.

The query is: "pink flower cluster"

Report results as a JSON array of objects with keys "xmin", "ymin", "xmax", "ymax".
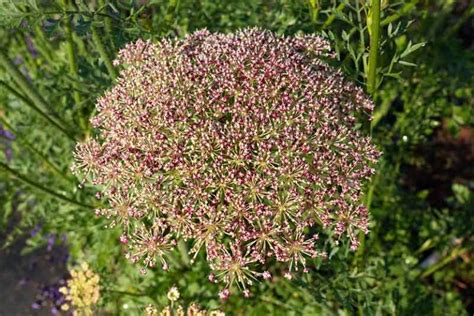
[{"xmin": 72, "ymin": 28, "xmax": 379, "ymax": 294}]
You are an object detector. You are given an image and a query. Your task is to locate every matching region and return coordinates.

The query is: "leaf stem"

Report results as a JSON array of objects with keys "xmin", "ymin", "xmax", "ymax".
[
  {"xmin": 98, "ymin": 0, "xmax": 116, "ymax": 51},
  {"xmin": 420, "ymin": 246, "xmax": 468, "ymax": 278},
  {"xmin": 62, "ymin": 0, "xmax": 82, "ymax": 106},
  {"xmin": 106, "ymin": 289, "xmax": 148, "ymax": 297},
  {"xmin": 355, "ymin": 1, "xmax": 366, "ymax": 77},
  {"xmin": 91, "ymin": 25, "xmax": 117, "ymax": 79},
  {"xmin": 367, "ymin": 0, "xmax": 381, "ymax": 95},
  {"xmin": 33, "ymin": 24, "xmax": 56, "ymax": 64},
  {"xmin": 0, "ymin": 115, "xmax": 74, "ymax": 184},
  {"xmin": 11, "ymin": 10, "xmax": 121, "ymax": 21},
  {"xmin": 61, "ymin": 0, "xmax": 91, "ymax": 136},
  {"xmin": 0, "ymin": 51, "xmax": 76, "ymax": 141},
  {"xmin": 177, "ymin": 239, "xmax": 190, "ymax": 266},
  {"xmin": 0, "ymin": 161, "xmax": 95, "ymax": 209},
  {"xmin": 380, "ymin": 0, "xmax": 419, "ymax": 26},
  {"xmin": 322, "ymin": 3, "xmax": 346, "ymax": 29}
]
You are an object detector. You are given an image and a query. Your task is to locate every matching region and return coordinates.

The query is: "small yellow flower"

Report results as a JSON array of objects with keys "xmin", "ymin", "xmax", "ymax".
[
  {"xmin": 61, "ymin": 262, "xmax": 100, "ymax": 316},
  {"xmin": 144, "ymin": 302, "xmax": 224, "ymax": 316}
]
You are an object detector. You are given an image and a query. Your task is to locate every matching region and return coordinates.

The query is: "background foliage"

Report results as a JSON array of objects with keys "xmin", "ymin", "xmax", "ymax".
[{"xmin": 0, "ymin": 0, "xmax": 472, "ymax": 315}]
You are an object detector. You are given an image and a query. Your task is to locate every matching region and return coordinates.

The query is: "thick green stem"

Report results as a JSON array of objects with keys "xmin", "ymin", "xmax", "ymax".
[
  {"xmin": 61, "ymin": 0, "xmax": 90, "ymax": 136},
  {"xmin": 0, "ymin": 116, "xmax": 73, "ymax": 184},
  {"xmin": 355, "ymin": 164, "xmax": 380, "ymax": 265},
  {"xmin": 99, "ymin": 0, "xmax": 115, "ymax": 51},
  {"xmin": 0, "ymin": 80, "xmax": 74, "ymax": 141},
  {"xmin": 0, "ymin": 51, "xmax": 76, "ymax": 141},
  {"xmin": 356, "ymin": 1, "xmax": 366, "ymax": 76},
  {"xmin": 0, "ymin": 161, "xmax": 95, "ymax": 209},
  {"xmin": 367, "ymin": 0, "xmax": 381, "ymax": 95},
  {"xmin": 91, "ymin": 26, "xmax": 117, "ymax": 79},
  {"xmin": 308, "ymin": 0, "xmax": 320, "ymax": 24},
  {"xmin": 62, "ymin": 0, "xmax": 82, "ymax": 106}
]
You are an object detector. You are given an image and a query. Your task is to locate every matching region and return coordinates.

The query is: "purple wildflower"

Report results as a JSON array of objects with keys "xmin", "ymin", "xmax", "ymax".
[
  {"xmin": 0, "ymin": 125, "xmax": 15, "ymax": 140},
  {"xmin": 72, "ymin": 28, "xmax": 380, "ymax": 293},
  {"xmin": 31, "ymin": 280, "xmax": 69, "ymax": 314},
  {"xmin": 0, "ymin": 124, "xmax": 15, "ymax": 161},
  {"xmin": 47, "ymin": 234, "xmax": 56, "ymax": 252}
]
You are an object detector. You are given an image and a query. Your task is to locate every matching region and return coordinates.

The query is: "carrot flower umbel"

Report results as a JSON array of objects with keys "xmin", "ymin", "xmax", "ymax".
[{"xmin": 72, "ymin": 28, "xmax": 380, "ymax": 295}]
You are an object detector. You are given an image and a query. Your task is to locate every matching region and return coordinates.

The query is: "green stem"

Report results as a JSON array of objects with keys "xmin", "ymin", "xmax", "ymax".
[
  {"xmin": 91, "ymin": 26, "xmax": 117, "ymax": 79},
  {"xmin": 355, "ymin": 169, "xmax": 379, "ymax": 263},
  {"xmin": 0, "ymin": 116, "xmax": 73, "ymax": 184},
  {"xmin": 0, "ymin": 80, "xmax": 74, "ymax": 141},
  {"xmin": 442, "ymin": 4, "xmax": 474, "ymax": 40},
  {"xmin": 106, "ymin": 289, "xmax": 148, "ymax": 297},
  {"xmin": 61, "ymin": 0, "xmax": 90, "ymax": 136},
  {"xmin": 260, "ymin": 296, "xmax": 292, "ymax": 309},
  {"xmin": 380, "ymin": 0, "xmax": 419, "ymax": 26},
  {"xmin": 163, "ymin": 0, "xmax": 179, "ymax": 30},
  {"xmin": 177, "ymin": 239, "xmax": 190, "ymax": 266},
  {"xmin": 19, "ymin": 35, "xmax": 39, "ymax": 74},
  {"xmin": 99, "ymin": 0, "xmax": 115, "ymax": 51},
  {"xmin": 355, "ymin": 1, "xmax": 366, "ymax": 76},
  {"xmin": 367, "ymin": 0, "xmax": 381, "ymax": 95},
  {"xmin": 0, "ymin": 51, "xmax": 76, "ymax": 141},
  {"xmin": 322, "ymin": 3, "xmax": 346, "ymax": 29},
  {"xmin": 33, "ymin": 24, "xmax": 56, "ymax": 64},
  {"xmin": 62, "ymin": 0, "xmax": 82, "ymax": 106},
  {"xmin": 0, "ymin": 161, "xmax": 95, "ymax": 209},
  {"xmin": 308, "ymin": 0, "xmax": 320, "ymax": 24},
  {"xmin": 420, "ymin": 246, "xmax": 468, "ymax": 278},
  {"xmin": 17, "ymin": 10, "xmax": 121, "ymax": 21}
]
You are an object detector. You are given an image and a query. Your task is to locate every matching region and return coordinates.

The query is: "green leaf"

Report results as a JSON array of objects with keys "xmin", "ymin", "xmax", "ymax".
[
  {"xmin": 400, "ymin": 41, "xmax": 426, "ymax": 58},
  {"xmin": 398, "ymin": 60, "xmax": 417, "ymax": 67},
  {"xmin": 452, "ymin": 184, "xmax": 470, "ymax": 205}
]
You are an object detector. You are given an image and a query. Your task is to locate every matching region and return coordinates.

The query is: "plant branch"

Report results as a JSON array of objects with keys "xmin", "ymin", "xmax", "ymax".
[
  {"xmin": 32, "ymin": 24, "xmax": 56, "ymax": 63},
  {"xmin": 322, "ymin": 3, "xmax": 346, "ymax": 29},
  {"xmin": 106, "ymin": 289, "xmax": 148, "ymax": 297},
  {"xmin": 8, "ymin": 10, "xmax": 121, "ymax": 21},
  {"xmin": 0, "ymin": 80, "xmax": 75, "ymax": 141},
  {"xmin": 420, "ymin": 246, "xmax": 469, "ymax": 278},
  {"xmin": 380, "ymin": 0, "xmax": 419, "ymax": 26},
  {"xmin": 91, "ymin": 25, "xmax": 117, "ymax": 79},
  {"xmin": 367, "ymin": 0, "xmax": 381, "ymax": 95},
  {"xmin": 0, "ymin": 161, "xmax": 95, "ymax": 209},
  {"xmin": 62, "ymin": 0, "xmax": 82, "ymax": 107},
  {"xmin": 0, "ymin": 51, "xmax": 76, "ymax": 141},
  {"xmin": 0, "ymin": 115, "xmax": 74, "ymax": 184},
  {"xmin": 98, "ymin": 0, "xmax": 116, "ymax": 51}
]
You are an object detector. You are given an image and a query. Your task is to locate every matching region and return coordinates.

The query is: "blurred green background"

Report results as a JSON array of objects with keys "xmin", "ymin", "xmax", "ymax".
[{"xmin": 0, "ymin": 0, "xmax": 472, "ymax": 315}]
